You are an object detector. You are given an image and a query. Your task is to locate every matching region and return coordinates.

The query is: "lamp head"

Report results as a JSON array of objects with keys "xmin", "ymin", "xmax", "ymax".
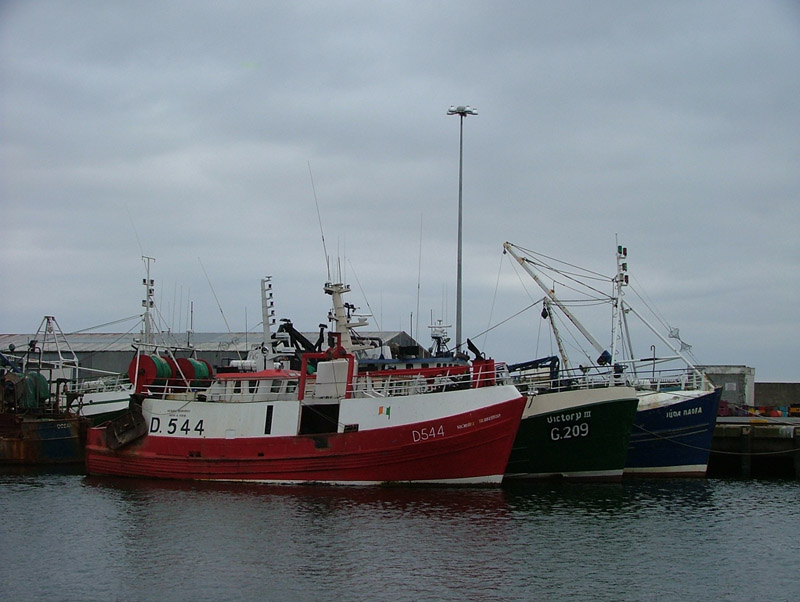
[{"xmin": 447, "ymin": 105, "xmax": 478, "ymax": 116}]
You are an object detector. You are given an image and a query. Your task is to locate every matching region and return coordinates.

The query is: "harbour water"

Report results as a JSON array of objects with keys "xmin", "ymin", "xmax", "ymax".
[{"xmin": 1, "ymin": 469, "xmax": 797, "ymax": 601}]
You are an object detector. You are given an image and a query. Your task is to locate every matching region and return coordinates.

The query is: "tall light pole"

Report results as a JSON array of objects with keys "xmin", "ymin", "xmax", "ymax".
[{"xmin": 447, "ymin": 104, "xmax": 478, "ymax": 354}]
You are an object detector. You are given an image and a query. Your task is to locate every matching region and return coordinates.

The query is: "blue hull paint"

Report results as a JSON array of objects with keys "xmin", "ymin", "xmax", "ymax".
[
  {"xmin": 0, "ymin": 415, "xmax": 87, "ymax": 465},
  {"xmin": 625, "ymin": 388, "xmax": 721, "ymax": 476}
]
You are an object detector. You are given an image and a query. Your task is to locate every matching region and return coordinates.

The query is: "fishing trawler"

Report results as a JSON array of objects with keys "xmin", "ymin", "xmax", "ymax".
[
  {"xmin": 85, "ymin": 278, "xmax": 526, "ymax": 485},
  {"xmin": 1, "ymin": 329, "xmax": 87, "ymax": 465},
  {"xmin": 503, "ymin": 241, "xmax": 721, "ymax": 477}
]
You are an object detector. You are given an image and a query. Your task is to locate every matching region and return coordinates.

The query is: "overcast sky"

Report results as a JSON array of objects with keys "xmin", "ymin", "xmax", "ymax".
[{"xmin": 2, "ymin": 1, "xmax": 798, "ymax": 382}]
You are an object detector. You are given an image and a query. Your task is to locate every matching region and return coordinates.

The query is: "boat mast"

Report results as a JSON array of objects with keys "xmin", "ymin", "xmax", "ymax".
[
  {"xmin": 613, "ymin": 240, "xmax": 710, "ymax": 388},
  {"xmin": 612, "ymin": 239, "xmax": 641, "ymax": 378},
  {"xmin": 261, "ymin": 277, "xmax": 276, "ymax": 349},
  {"xmin": 141, "ymin": 256, "xmax": 156, "ymax": 347},
  {"xmin": 324, "ymin": 281, "xmax": 370, "ymax": 354},
  {"xmin": 32, "ymin": 315, "xmax": 80, "ymax": 380},
  {"xmin": 620, "ymin": 300, "xmax": 710, "ymax": 387},
  {"xmin": 611, "ymin": 239, "xmax": 628, "ymax": 371}
]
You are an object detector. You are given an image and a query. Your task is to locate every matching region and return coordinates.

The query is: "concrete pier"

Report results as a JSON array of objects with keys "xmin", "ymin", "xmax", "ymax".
[{"xmin": 709, "ymin": 417, "xmax": 800, "ymax": 478}]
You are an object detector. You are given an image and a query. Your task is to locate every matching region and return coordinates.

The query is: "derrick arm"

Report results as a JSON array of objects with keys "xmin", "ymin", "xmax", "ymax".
[
  {"xmin": 504, "ymin": 242, "xmax": 608, "ymax": 359},
  {"xmin": 507, "ymin": 356, "xmax": 560, "ymax": 383},
  {"xmin": 277, "ymin": 320, "xmax": 319, "ymax": 353}
]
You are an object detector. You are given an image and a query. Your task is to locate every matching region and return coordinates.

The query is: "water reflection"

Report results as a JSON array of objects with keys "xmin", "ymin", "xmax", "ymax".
[
  {"xmin": 503, "ymin": 477, "xmax": 716, "ymax": 520},
  {"xmin": 83, "ymin": 476, "xmax": 514, "ymax": 516},
  {"xmin": 76, "ymin": 477, "xmax": 523, "ymax": 601},
  {"xmin": 2, "ymin": 471, "xmax": 799, "ymax": 602}
]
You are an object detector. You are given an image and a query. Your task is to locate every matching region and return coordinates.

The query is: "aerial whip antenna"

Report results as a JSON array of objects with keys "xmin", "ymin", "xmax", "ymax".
[
  {"xmin": 126, "ymin": 204, "xmax": 145, "ymax": 256},
  {"xmin": 308, "ymin": 161, "xmax": 331, "ymax": 281},
  {"xmin": 198, "ymin": 257, "xmax": 234, "ymax": 336}
]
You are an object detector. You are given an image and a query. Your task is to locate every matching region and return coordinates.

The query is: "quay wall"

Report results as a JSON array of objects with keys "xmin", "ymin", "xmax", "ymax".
[{"xmin": 709, "ymin": 417, "xmax": 800, "ymax": 478}]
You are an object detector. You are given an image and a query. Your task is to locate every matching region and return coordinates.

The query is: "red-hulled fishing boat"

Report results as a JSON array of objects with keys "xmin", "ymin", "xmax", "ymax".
[{"xmin": 86, "ymin": 280, "xmax": 525, "ymax": 485}]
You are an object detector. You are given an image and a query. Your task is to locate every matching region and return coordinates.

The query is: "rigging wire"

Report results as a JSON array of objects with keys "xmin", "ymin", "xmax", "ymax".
[
  {"xmin": 547, "ymin": 302, "xmax": 598, "ymax": 370},
  {"xmin": 67, "ymin": 319, "xmax": 144, "ymax": 360},
  {"xmin": 481, "ymin": 252, "xmax": 505, "ymax": 352},
  {"xmin": 125, "ymin": 204, "xmax": 145, "ymax": 257},
  {"xmin": 510, "ymin": 243, "xmax": 613, "ymax": 304},
  {"xmin": 347, "ymin": 259, "xmax": 381, "ymax": 331},
  {"xmin": 627, "ymin": 274, "xmax": 674, "ymax": 334},
  {"xmin": 471, "ymin": 251, "xmax": 604, "ymax": 357},
  {"xmin": 197, "ymin": 258, "xmax": 241, "ymax": 360},
  {"xmin": 506, "ymin": 244, "xmax": 610, "ymax": 305},
  {"xmin": 198, "ymin": 258, "xmax": 232, "ymax": 332},
  {"xmin": 625, "ymin": 275, "xmax": 701, "ymax": 364},
  {"xmin": 511, "ymin": 243, "xmax": 609, "ymax": 280},
  {"xmin": 535, "ymin": 298, "xmax": 544, "ymax": 358},
  {"xmin": 526, "ymin": 257, "xmax": 611, "ymax": 301},
  {"xmin": 468, "ymin": 300, "xmax": 541, "ymax": 341},
  {"xmin": 68, "ymin": 315, "xmax": 142, "ymax": 333}
]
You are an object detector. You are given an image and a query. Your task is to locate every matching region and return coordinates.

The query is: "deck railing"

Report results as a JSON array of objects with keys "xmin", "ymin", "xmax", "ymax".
[
  {"xmin": 136, "ymin": 357, "xmax": 513, "ymax": 402},
  {"xmin": 68, "ymin": 373, "xmax": 132, "ymax": 394},
  {"xmin": 503, "ymin": 363, "xmax": 711, "ymax": 395}
]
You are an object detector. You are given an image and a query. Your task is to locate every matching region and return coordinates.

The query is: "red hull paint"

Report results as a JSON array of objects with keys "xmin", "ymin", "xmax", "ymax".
[{"xmin": 86, "ymin": 396, "xmax": 525, "ymax": 484}]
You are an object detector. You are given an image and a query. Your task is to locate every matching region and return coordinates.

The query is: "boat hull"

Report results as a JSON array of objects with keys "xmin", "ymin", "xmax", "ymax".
[
  {"xmin": 76, "ymin": 390, "xmax": 132, "ymax": 427},
  {"xmin": 504, "ymin": 387, "xmax": 640, "ymax": 481},
  {"xmin": 0, "ymin": 414, "xmax": 87, "ymax": 465},
  {"xmin": 625, "ymin": 387, "xmax": 721, "ymax": 477},
  {"xmin": 86, "ymin": 388, "xmax": 526, "ymax": 486}
]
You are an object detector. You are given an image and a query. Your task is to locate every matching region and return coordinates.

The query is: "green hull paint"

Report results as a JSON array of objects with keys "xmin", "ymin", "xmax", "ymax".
[{"xmin": 505, "ymin": 387, "xmax": 639, "ymax": 481}]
